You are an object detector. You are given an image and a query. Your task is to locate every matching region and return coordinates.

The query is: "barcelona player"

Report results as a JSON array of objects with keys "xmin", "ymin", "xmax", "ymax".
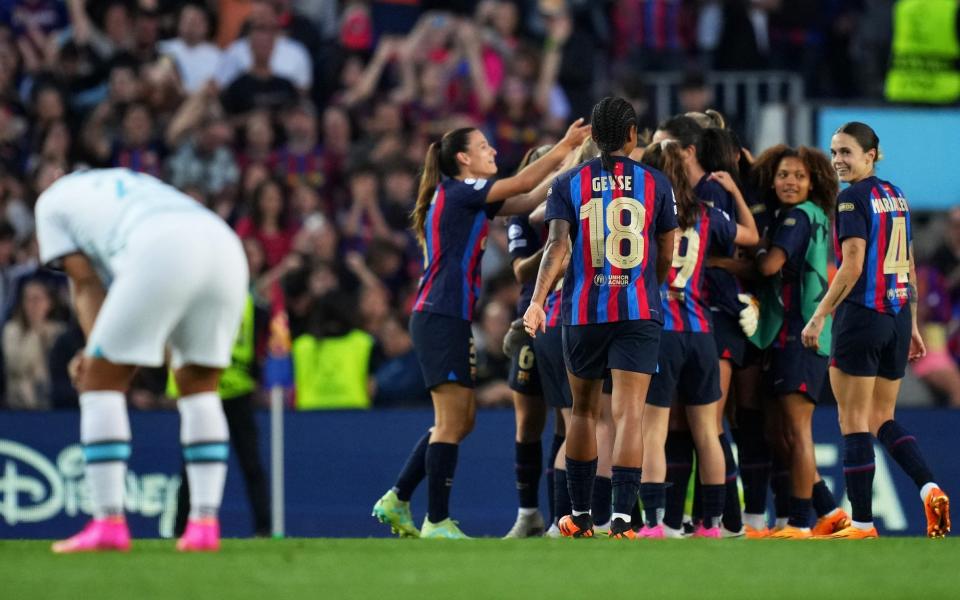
[
  {"xmin": 636, "ymin": 141, "xmax": 757, "ymax": 538},
  {"xmin": 802, "ymin": 122, "xmax": 950, "ymax": 539},
  {"xmin": 524, "ymin": 97, "xmax": 678, "ymax": 539},
  {"xmin": 748, "ymin": 145, "xmax": 850, "ymax": 538},
  {"xmin": 503, "ymin": 144, "xmax": 556, "ymax": 538},
  {"xmin": 372, "ymin": 119, "xmax": 591, "ymax": 539}
]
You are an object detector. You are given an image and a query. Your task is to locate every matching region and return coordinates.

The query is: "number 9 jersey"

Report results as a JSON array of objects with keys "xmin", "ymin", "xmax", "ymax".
[
  {"xmin": 545, "ymin": 156, "xmax": 678, "ymax": 325},
  {"xmin": 834, "ymin": 176, "xmax": 912, "ymax": 314}
]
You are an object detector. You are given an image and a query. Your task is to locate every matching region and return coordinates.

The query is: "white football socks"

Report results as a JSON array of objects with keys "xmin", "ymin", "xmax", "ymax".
[
  {"xmin": 80, "ymin": 391, "xmax": 131, "ymax": 519},
  {"xmin": 179, "ymin": 392, "xmax": 229, "ymax": 521}
]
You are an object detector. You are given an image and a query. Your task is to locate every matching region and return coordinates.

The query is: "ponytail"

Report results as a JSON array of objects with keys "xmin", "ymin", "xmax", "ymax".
[
  {"xmin": 412, "ymin": 142, "xmax": 441, "ymax": 248},
  {"xmin": 410, "ymin": 127, "xmax": 476, "ymax": 248},
  {"xmin": 641, "ymin": 141, "xmax": 698, "ymax": 230}
]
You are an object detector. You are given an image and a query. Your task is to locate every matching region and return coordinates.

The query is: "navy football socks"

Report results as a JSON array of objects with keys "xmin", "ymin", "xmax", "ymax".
[
  {"xmin": 566, "ymin": 456, "xmax": 597, "ymax": 514},
  {"xmin": 771, "ymin": 454, "xmax": 792, "ymax": 521},
  {"xmin": 664, "ymin": 431, "xmax": 694, "ymax": 530},
  {"xmin": 425, "ymin": 442, "xmax": 458, "ymax": 523},
  {"xmin": 701, "ymin": 484, "xmax": 725, "ymax": 529},
  {"xmin": 812, "ymin": 480, "xmax": 839, "ymax": 517},
  {"xmin": 393, "ymin": 430, "xmax": 431, "ymax": 501},
  {"xmin": 611, "ymin": 466, "xmax": 642, "ymax": 519},
  {"xmin": 734, "ymin": 408, "xmax": 771, "ymax": 516},
  {"xmin": 546, "ymin": 434, "xmax": 564, "ymax": 523},
  {"xmin": 592, "ymin": 476, "xmax": 613, "ymax": 525},
  {"xmin": 640, "ymin": 482, "xmax": 667, "ymax": 528},
  {"xmin": 554, "ymin": 469, "xmax": 572, "ymax": 523},
  {"xmin": 843, "ymin": 432, "xmax": 875, "ymax": 524},
  {"xmin": 787, "ymin": 496, "xmax": 813, "ymax": 529},
  {"xmin": 515, "ymin": 441, "xmax": 543, "ymax": 509},
  {"xmin": 877, "ymin": 420, "xmax": 935, "ymax": 490},
  {"xmin": 719, "ymin": 433, "xmax": 743, "ymax": 532}
]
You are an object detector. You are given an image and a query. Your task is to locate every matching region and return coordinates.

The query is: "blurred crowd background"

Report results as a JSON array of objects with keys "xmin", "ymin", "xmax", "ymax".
[{"xmin": 0, "ymin": 0, "xmax": 958, "ymax": 412}]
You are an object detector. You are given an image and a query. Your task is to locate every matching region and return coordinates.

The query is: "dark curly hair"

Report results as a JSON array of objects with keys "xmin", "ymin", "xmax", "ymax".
[{"xmin": 751, "ymin": 144, "xmax": 838, "ymax": 215}]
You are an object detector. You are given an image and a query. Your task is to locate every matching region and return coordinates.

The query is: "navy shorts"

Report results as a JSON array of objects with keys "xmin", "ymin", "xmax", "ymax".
[
  {"xmin": 831, "ymin": 302, "xmax": 912, "ymax": 380},
  {"xmin": 647, "ymin": 331, "xmax": 722, "ymax": 408},
  {"xmin": 508, "ymin": 332, "xmax": 543, "ymax": 396},
  {"xmin": 562, "ymin": 320, "xmax": 661, "ymax": 380},
  {"xmin": 409, "ymin": 311, "xmax": 476, "ymax": 389},
  {"xmin": 713, "ymin": 311, "xmax": 748, "ymax": 367},
  {"xmin": 771, "ymin": 344, "xmax": 828, "ymax": 403},
  {"xmin": 532, "ymin": 325, "xmax": 573, "ymax": 408}
]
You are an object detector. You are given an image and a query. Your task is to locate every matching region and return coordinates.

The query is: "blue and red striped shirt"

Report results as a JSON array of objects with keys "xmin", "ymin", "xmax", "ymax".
[
  {"xmin": 507, "ymin": 215, "xmax": 543, "ymax": 316},
  {"xmin": 835, "ymin": 176, "xmax": 912, "ymax": 315},
  {"xmin": 413, "ymin": 177, "xmax": 501, "ymax": 321},
  {"xmin": 770, "ymin": 206, "xmax": 814, "ymax": 347},
  {"xmin": 662, "ymin": 205, "xmax": 736, "ymax": 333},
  {"xmin": 545, "ymin": 157, "xmax": 677, "ymax": 326}
]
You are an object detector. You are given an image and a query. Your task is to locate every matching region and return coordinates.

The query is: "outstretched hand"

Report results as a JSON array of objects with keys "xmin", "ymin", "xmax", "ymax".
[{"xmin": 560, "ymin": 118, "xmax": 592, "ymax": 150}]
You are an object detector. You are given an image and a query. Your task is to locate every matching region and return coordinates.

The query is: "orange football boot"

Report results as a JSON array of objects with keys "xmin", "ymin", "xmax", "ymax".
[
  {"xmin": 924, "ymin": 487, "xmax": 951, "ymax": 539},
  {"xmin": 819, "ymin": 525, "xmax": 878, "ymax": 540},
  {"xmin": 744, "ymin": 524, "xmax": 771, "ymax": 539},
  {"xmin": 769, "ymin": 525, "xmax": 812, "ymax": 540},
  {"xmin": 812, "ymin": 509, "xmax": 852, "ymax": 536},
  {"xmin": 558, "ymin": 513, "xmax": 594, "ymax": 538}
]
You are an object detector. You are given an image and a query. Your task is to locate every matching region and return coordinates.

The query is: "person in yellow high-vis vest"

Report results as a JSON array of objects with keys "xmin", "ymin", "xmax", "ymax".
[
  {"xmin": 170, "ymin": 294, "xmax": 272, "ymax": 536},
  {"xmin": 291, "ymin": 328, "xmax": 374, "ymax": 409},
  {"xmin": 885, "ymin": 0, "xmax": 960, "ymax": 104}
]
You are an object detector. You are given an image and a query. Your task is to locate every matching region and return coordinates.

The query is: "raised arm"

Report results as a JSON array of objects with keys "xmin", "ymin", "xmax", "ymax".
[
  {"xmin": 708, "ymin": 171, "xmax": 759, "ymax": 247},
  {"xmin": 513, "ymin": 249, "xmax": 545, "ymax": 284},
  {"xmin": 533, "ymin": 13, "xmax": 571, "ymax": 114},
  {"xmin": 488, "ymin": 118, "xmax": 590, "ymax": 203},
  {"xmin": 523, "ymin": 219, "xmax": 571, "ymax": 336}
]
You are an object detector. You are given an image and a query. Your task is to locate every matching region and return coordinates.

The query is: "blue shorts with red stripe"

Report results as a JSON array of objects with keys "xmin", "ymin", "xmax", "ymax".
[
  {"xmin": 508, "ymin": 333, "xmax": 542, "ymax": 396},
  {"xmin": 410, "ymin": 311, "xmax": 476, "ymax": 389},
  {"xmin": 562, "ymin": 320, "xmax": 661, "ymax": 380},
  {"xmin": 771, "ymin": 344, "xmax": 828, "ymax": 403},
  {"xmin": 831, "ymin": 301, "xmax": 911, "ymax": 380},
  {"xmin": 647, "ymin": 331, "xmax": 721, "ymax": 408},
  {"xmin": 532, "ymin": 324, "xmax": 573, "ymax": 408},
  {"xmin": 712, "ymin": 311, "xmax": 748, "ymax": 367}
]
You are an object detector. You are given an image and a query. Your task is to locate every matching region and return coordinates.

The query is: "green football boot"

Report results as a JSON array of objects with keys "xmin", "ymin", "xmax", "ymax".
[
  {"xmin": 420, "ymin": 517, "xmax": 470, "ymax": 539},
  {"xmin": 372, "ymin": 490, "xmax": 420, "ymax": 538}
]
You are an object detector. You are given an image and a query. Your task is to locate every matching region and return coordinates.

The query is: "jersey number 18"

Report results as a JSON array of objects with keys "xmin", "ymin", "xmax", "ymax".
[{"xmin": 579, "ymin": 197, "xmax": 646, "ymax": 270}]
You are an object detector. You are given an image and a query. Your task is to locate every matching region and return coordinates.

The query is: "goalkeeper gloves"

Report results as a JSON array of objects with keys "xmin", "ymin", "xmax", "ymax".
[
  {"xmin": 502, "ymin": 318, "xmax": 527, "ymax": 358},
  {"xmin": 737, "ymin": 293, "xmax": 759, "ymax": 337}
]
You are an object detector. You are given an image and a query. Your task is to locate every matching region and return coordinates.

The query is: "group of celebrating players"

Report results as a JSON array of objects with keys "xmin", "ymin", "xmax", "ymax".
[{"xmin": 373, "ymin": 95, "xmax": 952, "ymax": 541}]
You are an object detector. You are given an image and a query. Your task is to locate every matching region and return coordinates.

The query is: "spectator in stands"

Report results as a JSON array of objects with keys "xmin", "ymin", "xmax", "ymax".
[
  {"xmin": 219, "ymin": 16, "xmax": 300, "ymax": 117},
  {"xmin": 166, "ymin": 112, "xmax": 239, "ymax": 201},
  {"xmin": 371, "ymin": 314, "xmax": 430, "ymax": 408},
  {"xmin": 217, "ymin": 0, "xmax": 313, "ymax": 93},
  {"xmin": 2, "ymin": 279, "xmax": 64, "ymax": 410},
  {"xmin": 340, "ymin": 163, "xmax": 389, "ymax": 253},
  {"xmin": 83, "ymin": 101, "xmax": 164, "ymax": 176},
  {"xmin": 236, "ymin": 178, "xmax": 298, "ymax": 268},
  {"xmin": 157, "ymin": 2, "xmax": 222, "ymax": 94},
  {"xmin": 236, "ymin": 110, "xmax": 277, "ymax": 172},
  {"xmin": 475, "ymin": 299, "xmax": 513, "ymax": 408}
]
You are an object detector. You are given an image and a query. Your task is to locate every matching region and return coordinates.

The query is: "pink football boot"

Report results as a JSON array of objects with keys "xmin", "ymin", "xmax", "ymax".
[
  {"xmin": 176, "ymin": 518, "xmax": 221, "ymax": 552},
  {"xmin": 637, "ymin": 524, "xmax": 666, "ymax": 539},
  {"xmin": 52, "ymin": 517, "xmax": 131, "ymax": 553},
  {"xmin": 692, "ymin": 524, "xmax": 723, "ymax": 539}
]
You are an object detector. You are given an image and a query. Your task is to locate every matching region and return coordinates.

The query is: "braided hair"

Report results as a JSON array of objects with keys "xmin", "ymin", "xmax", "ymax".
[{"xmin": 590, "ymin": 97, "xmax": 637, "ymax": 172}]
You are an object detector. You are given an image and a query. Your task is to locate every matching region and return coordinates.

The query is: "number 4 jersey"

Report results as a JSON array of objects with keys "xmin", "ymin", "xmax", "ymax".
[
  {"xmin": 545, "ymin": 156, "xmax": 678, "ymax": 325},
  {"xmin": 834, "ymin": 175, "xmax": 912, "ymax": 314}
]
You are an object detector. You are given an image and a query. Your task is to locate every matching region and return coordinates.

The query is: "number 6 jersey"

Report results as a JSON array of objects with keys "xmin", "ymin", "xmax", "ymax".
[
  {"xmin": 834, "ymin": 176, "xmax": 912, "ymax": 315},
  {"xmin": 545, "ymin": 156, "xmax": 678, "ymax": 326}
]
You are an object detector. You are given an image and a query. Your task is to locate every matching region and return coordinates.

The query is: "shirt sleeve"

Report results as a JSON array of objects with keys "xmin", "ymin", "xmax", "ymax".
[
  {"xmin": 655, "ymin": 181, "xmax": 678, "ymax": 234},
  {"xmin": 545, "ymin": 175, "xmax": 575, "ymax": 225},
  {"xmin": 707, "ymin": 206, "xmax": 737, "ymax": 250},
  {"xmin": 507, "ymin": 217, "xmax": 538, "ymax": 262},
  {"xmin": 835, "ymin": 187, "xmax": 869, "ymax": 242},
  {"xmin": 34, "ymin": 193, "xmax": 79, "ymax": 267},
  {"xmin": 771, "ymin": 208, "xmax": 811, "ymax": 259},
  {"xmin": 697, "ymin": 180, "xmax": 734, "ymax": 218}
]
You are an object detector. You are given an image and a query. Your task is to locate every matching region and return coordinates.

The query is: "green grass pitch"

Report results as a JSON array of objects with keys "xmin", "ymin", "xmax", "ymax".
[{"xmin": 2, "ymin": 538, "xmax": 958, "ymax": 599}]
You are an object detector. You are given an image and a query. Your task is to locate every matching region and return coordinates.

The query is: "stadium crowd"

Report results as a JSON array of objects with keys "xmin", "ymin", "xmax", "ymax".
[{"xmin": 0, "ymin": 0, "xmax": 958, "ymax": 413}]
